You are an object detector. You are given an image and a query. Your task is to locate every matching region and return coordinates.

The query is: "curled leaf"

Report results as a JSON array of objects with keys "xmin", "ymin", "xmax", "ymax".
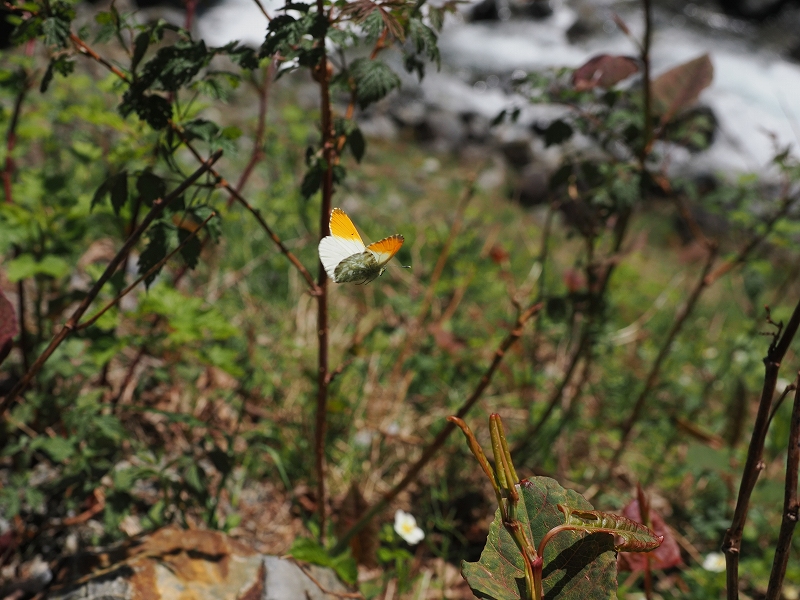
[{"xmin": 557, "ymin": 505, "xmax": 664, "ymax": 552}]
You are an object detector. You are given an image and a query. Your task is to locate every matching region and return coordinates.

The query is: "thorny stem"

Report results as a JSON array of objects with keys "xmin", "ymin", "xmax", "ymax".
[
  {"xmin": 0, "ymin": 152, "xmax": 222, "ymax": 416},
  {"xmin": 314, "ymin": 0, "xmax": 335, "ymax": 543},
  {"xmin": 723, "ymin": 299, "xmax": 800, "ymax": 599},
  {"xmin": 764, "ymin": 374, "xmax": 800, "ymax": 600},
  {"xmin": 331, "ymin": 302, "xmax": 543, "ymax": 556},
  {"xmin": 69, "ymin": 33, "xmax": 130, "ymax": 83}
]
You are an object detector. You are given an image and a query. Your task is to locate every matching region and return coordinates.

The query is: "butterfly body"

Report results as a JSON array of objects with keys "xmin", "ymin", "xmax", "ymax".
[{"xmin": 318, "ymin": 208, "xmax": 404, "ymax": 284}]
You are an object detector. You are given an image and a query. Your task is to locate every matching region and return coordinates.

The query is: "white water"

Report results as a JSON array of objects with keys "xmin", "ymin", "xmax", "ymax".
[{"xmin": 196, "ymin": 0, "xmax": 800, "ymax": 177}]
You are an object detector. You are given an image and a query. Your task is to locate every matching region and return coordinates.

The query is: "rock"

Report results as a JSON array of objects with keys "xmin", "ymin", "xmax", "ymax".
[
  {"xmin": 470, "ymin": 0, "xmax": 500, "ymax": 22},
  {"xmin": 514, "ymin": 0, "xmax": 552, "ymax": 19},
  {"xmin": 47, "ymin": 527, "xmax": 351, "ymax": 600}
]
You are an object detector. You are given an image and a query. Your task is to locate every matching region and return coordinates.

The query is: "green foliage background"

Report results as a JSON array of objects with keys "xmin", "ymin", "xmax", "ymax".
[{"xmin": 1, "ymin": 0, "xmax": 800, "ymax": 598}]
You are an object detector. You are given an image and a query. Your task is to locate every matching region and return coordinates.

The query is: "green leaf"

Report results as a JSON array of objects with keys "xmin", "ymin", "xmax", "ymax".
[
  {"xmin": 556, "ymin": 505, "xmax": 664, "ymax": 552},
  {"xmin": 220, "ymin": 41, "xmax": 259, "ymax": 70},
  {"xmin": 301, "ymin": 164, "xmax": 322, "ymax": 199},
  {"xmin": 139, "ymin": 222, "xmax": 168, "ymax": 288},
  {"xmin": 348, "ymin": 126, "xmax": 366, "ymax": 163},
  {"xmin": 177, "ymin": 227, "xmax": 202, "ymax": 269},
  {"xmin": 40, "ymin": 56, "xmax": 75, "ymax": 93},
  {"xmin": 33, "ymin": 436, "xmax": 74, "ymax": 462},
  {"xmin": 42, "ymin": 16, "xmax": 70, "ymax": 48},
  {"xmin": 127, "ymin": 94, "xmax": 173, "ymax": 130},
  {"xmin": 137, "ymin": 170, "xmax": 167, "ymax": 206},
  {"xmin": 184, "ymin": 462, "xmax": 205, "ymax": 493},
  {"xmin": 110, "ymin": 171, "xmax": 129, "ymax": 215},
  {"xmin": 290, "ymin": 537, "xmax": 331, "ymax": 566},
  {"xmin": 131, "ymin": 30, "xmax": 151, "ymax": 73},
  {"xmin": 350, "ymin": 58, "xmax": 401, "ymax": 109},
  {"xmin": 543, "ymin": 120, "xmax": 574, "ymax": 147},
  {"xmin": 71, "ymin": 140, "xmax": 103, "ymax": 162},
  {"xmin": 462, "ymin": 477, "xmax": 617, "ymax": 600},
  {"xmin": 6, "ymin": 254, "xmax": 70, "ymax": 281},
  {"xmin": 289, "ymin": 538, "xmax": 358, "ymax": 586}
]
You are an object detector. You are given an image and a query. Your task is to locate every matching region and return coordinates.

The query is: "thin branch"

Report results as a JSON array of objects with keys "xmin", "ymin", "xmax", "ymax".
[
  {"xmin": 0, "ymin": 151, "xmax": 222, "ymax": 416},
  {"xmin": 705, "ymin": 194, "xmax": 796, "ymax": 287},
  {"xmin": 57, "ymin": 31, "xmax": 320, "ymax": 294},
  {"xmin": 765, "ymin": 374, "xmax": 800, "ymax": 600},
  {"xmin": 330, "ymin": 302, "xmax": 543, "ymax": 556},
  {"xmin": 251, "ymin": 0, "xmax": 272, "ymax": 20},
  {"xmin": 178, "ymin": 132, "xmax": 320, "ymax": 293},
  {"xmin": 75, "ymin": 212, "xmax": 217, "ymax": 331},
  {"xmin": 69, "ymin": 33, "xmax": 130, "ymax": 83},
  {"xmin": 2, "ymin": 70, "xmax": 30, "ymax": 204},
  {"xmin": 314, "ymin": 0, "xmax": 336, "ymax": 542},
  {"xmin": 227, "ymin": 61, "xmax": 276, "ymax": 208},
  {"xmin": 723, "ymin": 298, "xmax": 800, "ymax": 599},
  {"xmin": 609, "ymin": 245, "xmax": 717, "ymax": 470}
]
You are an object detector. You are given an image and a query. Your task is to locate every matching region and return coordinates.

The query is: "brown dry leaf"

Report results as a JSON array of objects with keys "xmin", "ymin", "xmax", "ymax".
[
  {"xmin": 617, "ymin": 499, "xmax": 683, "ymax": 571},
  {"xmin": 572, "ymin": 54, "xmax": 639, "ymax": 91},
  {"xmin": 651, "ymin": 54, "xmax": 713, "ymax": 124},
  {"xmin": 335, "ymin": 483, "xmax": 379, "ymax": 567}
]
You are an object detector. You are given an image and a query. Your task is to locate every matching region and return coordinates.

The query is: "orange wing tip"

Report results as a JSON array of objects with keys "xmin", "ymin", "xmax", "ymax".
[{"xmin": 367, "ymin": 234, "xmax": 404, "ymax": 264}]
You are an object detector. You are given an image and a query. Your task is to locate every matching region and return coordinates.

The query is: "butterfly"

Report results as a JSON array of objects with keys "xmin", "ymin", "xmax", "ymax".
[{"xmin": 318, "ymin": 208, "xmax": 406, "ymax": 284}]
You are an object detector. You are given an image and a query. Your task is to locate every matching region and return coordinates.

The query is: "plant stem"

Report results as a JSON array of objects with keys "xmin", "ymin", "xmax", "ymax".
[
  {"xmin": 2, "ymin": 69, "xmax": 29, "ymax": 204},
  {"xmin": 0, "ymin": 151, "xmax": 222, "ymax": 416},
  {"xmin": 723, "ymin": 299, "xmax": 800, "ymax": 599},
  {"xmin": 331, "ymin": 302, "xmax": 543, "ymax": 556},
  {"xmin": 314, "ymin": 0, "xmax": 335, "ymax": 543},
  {"xmin": 764, "ymin": 375, "xmax": 800, "ymax": 600}
]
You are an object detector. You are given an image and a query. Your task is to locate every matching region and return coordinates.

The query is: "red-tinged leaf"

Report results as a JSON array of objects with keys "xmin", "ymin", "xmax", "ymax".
[
  {"xmin": 651, "ymin": 54, "xmax": 713, "ymax": 124},
  {"xmin": 462, "ymin": 477, "xmax": 617, "ymax": 600},
  {"xmin": 557, "ymin": 505, "xmax": 664, "ymax": 552},
  {"xmin": 573, "ymin": 54, "xmax": 639, "ymax": 91},
  {"xmin": 617, "ymin": 500, "xmax": 683, "ymax": 571},
  {"xmin": 0, "ymin": 288, "xmax": 19, "ymax": 364}
]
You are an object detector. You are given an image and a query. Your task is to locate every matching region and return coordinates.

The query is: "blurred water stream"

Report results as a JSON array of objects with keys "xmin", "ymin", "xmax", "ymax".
[{"xmin": 194, "ymin": 0, "xmax": 800, "ymax": 178}]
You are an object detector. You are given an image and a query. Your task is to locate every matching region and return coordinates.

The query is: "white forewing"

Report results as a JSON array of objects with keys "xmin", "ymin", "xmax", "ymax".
[{"xmin": 318, "ymin": 235, "xmax": 365, "ymax": 281}]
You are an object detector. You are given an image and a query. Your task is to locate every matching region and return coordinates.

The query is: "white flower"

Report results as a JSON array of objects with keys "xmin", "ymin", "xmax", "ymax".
[
  {"xmin": 394, "ymin": 510, "xmax": 424, "ymax": 545},
  {"xmin": 702, "ymin": 552, "xmax": 726, "ymax": 573}
]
